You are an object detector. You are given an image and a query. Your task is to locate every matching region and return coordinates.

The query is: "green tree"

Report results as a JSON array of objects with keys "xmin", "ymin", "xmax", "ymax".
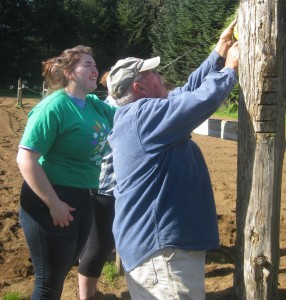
[
  {"xmin": 0, "ymin": 0, "xmax": 37, "ymax": 85},
  {"xmin": 0, "ymin": 0, "xmax": 238, "ymax": 89},
  {"xmin": 0, "ymin": 0, "xmax": 83, "ymax": 86},
  {"xmin": 77, "ymin": 0, "xmax": 121, "ymax": 73},
  {"xmin": 116, "ymin": 0, "xmax": 160, "ymax": 58},
  {"xmin": 30, "ymin": 0, "xmax": 81, "ymax": 57},
  {"xmin": 151, "ymin": 0, "xmax": 238, "ymax": 88}
]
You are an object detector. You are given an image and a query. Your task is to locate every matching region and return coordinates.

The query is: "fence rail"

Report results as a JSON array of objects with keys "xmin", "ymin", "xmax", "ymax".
[{"xmin": 193, "ymin": 118, "xmax": 238, "ymax": 141}]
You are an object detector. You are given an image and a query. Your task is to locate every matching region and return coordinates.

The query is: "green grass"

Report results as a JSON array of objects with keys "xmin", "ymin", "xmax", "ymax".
[
  {"xmin": 214, "ymin": 103, "xmax": 238, "ymax": 120},
  {"xmin": 1, "ymin": 292, "xmax": 29, "ymax": 300},
  {"xmin": 102, "ymin": 261, "xmax": 119, "ymax": 287}
]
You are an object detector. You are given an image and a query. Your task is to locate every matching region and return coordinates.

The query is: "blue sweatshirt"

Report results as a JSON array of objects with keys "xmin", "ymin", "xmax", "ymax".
[{"xmin": 108, "ymin": 50, "xmax": 238, "ymax": 272}]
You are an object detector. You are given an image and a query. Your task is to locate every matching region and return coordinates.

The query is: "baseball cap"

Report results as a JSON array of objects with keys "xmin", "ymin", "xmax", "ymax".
[{"xmin": 107, "ymin": 56, "xmax": 160, "ymax": 98}]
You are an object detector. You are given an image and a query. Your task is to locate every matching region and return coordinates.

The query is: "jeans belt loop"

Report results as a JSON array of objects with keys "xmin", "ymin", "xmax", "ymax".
[{"xmin": 89, "ymin": 189, "xmax": 97, "ymax": 196}]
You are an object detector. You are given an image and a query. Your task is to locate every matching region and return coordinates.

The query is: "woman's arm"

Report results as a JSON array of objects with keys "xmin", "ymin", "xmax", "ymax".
[{"xmin": 17, "ymin": 148, "xmax": 75, "ymax": 227}]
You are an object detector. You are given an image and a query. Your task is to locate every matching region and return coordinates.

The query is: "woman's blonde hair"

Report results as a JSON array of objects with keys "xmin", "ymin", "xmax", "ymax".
[{"xmin": 42, "ymin": 45, "xmax": 93, "ymax": 94}]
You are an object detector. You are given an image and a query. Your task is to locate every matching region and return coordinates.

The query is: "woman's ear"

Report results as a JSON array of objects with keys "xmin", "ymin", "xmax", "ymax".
[{"xmin": 64, "ymin": 70, "xmax": 72, "ymax": 80}]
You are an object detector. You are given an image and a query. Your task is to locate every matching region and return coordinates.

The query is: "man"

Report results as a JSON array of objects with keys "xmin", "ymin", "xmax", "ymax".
[{"xmin": 107, "ymin": 20, "xmax": 239, "ymax": 300}]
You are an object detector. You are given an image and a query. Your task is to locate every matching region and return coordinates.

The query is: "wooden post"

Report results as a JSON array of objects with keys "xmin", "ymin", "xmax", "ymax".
[
  {"xmin": 234, "ymin": 1, "xmax": 286, "ymax": 299},
  {"xmin": 17, "ymin": 77, "xmax": 23, "ymax": 107},
  {"xmin": 115, "ymin": 252, "xmax": 124, "ymax": 276},
  {"xmin": 42, "ymin": 81, "xmax": 47, "ymax": 99}
]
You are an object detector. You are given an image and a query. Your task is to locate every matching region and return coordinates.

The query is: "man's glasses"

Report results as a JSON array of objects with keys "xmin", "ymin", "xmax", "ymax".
[
  {"xmin": 151, "ymin": 69, "xmax": 159, "ymax": 76},
  {"xmin": 135, "ymin": 69, "xmax": 159, "ymax": 82}
]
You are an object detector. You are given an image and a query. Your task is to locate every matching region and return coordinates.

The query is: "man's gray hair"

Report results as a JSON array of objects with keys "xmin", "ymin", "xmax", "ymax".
[{"xmin": 113, "ymin": 73, "xmax": 143, "ymax": 107}]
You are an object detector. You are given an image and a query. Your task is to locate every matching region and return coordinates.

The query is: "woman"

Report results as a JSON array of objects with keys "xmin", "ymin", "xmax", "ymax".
[
  {"xmin": 77, "ymin": 72, "xmax": 118, "ymax": 300},
  {"xmin": 17, "ymin": 45, "xmax": 116, "ymax": 300}
]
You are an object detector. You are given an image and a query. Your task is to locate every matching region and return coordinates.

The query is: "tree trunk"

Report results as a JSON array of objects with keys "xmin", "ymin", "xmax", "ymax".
[{"xmin": 234, "ymin": 1, "xmax": 286, "ymax": 299}]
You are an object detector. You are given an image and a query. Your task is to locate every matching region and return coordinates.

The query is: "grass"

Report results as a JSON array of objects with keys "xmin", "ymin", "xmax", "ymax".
[
  {"xmin": 102, "ymin": 261, "xmax": 119, "ymax": 287},
  {"xmin": 1, "ymin": 292, "xmax": 29, "ymax": 300},
  {"xmin": 214, "ymin": 102, "xmax": 238, "ymax": 120}
]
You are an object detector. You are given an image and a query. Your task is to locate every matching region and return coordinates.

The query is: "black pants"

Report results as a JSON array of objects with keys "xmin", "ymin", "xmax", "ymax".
[{"xmin": 78, "ymin": 194, "xmax": 115, "ymax": 277}]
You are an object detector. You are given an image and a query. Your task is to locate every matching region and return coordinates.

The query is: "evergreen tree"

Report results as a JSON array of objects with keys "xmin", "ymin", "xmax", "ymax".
[
  {"xmin": 151, "ymin": 0, "xmax": 238, "ymax": 87},
  {"xmin": 0, "ymin": 0, "xmax": 83, "ymax": 86},
  {"xmin": 77, "ymin": 0, "xmax": 121, "ymax": 73},
  {"xmin": 116, "ymin": 0, "xmax": 160, "ymax": 58},
  {"xmin": 0, "ymin": 0, "xmax": 37, "ymax": 85},
  {"xmin": 0, "ymin": 0, "xmax": 238, "ymax": 88},
  {"xmin": 30, "ymin": 0, "xmax": 81, "ymax": 57}
]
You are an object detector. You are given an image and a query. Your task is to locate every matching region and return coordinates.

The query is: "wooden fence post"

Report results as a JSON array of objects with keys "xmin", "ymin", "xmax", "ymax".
[
  {"xmin": 42, "ymin": 81, "xmax": 48, "ymax": 99},
  {"xmin": 115, "ymin": 252, "xmax": 124, "ymax": 276},
  {"xmin": 17, "ymin": 77, "xmax": 22, "ymax": 107},
  {"xmin": 234, "ymin": 1, "xmax": 286, "ymax": 299}
]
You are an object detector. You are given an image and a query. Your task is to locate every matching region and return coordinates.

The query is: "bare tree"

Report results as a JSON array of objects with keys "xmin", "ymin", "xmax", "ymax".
[{"xmin": 234, "ymin": 1, "xmax": 286, "ymax": 299}]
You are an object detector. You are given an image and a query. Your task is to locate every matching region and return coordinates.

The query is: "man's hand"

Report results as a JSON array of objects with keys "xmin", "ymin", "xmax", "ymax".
[
  {"xmin": 215, "ymin": 19, "xmax": 237, "ymax": 58},
  {"xmin": 225, "ymin": 42, "xmax": 239, "ymax": 73},
  {"xmin": 219, "ymin": 19, "xmax": 237, "ymax": 46}
]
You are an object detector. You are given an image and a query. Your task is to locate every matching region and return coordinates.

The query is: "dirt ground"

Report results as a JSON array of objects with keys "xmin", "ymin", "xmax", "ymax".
[{"xmin": 0, "ymin": 97, "xmax": 285, "ymax": 300}]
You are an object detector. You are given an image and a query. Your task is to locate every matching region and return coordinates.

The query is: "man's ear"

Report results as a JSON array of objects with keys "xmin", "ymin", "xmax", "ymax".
[{"xmin": 133, "ymin": 82, "xmax": 147, "ymax": 95}]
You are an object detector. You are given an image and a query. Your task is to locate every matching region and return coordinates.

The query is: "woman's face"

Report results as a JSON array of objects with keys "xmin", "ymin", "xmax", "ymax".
[{"xmin": 69, "ymin": 54, "xmax": 99, "ymax": 96}]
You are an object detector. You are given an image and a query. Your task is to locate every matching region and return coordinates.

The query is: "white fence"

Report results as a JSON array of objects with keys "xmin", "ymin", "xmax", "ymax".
[{"xmin": 193, "ymin": 118, "xmax": 238, "ymax": 141}]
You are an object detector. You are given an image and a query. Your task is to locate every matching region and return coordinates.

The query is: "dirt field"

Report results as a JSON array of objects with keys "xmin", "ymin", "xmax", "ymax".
[{"xmin": 0, "ymin": 97, "xmax": 285, "ymax": 299}]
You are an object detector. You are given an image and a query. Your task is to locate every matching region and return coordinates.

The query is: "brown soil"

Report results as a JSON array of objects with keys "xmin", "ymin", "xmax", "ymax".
[{"xmin": 0, "ymin": 97, "xmax": 285, "ymax": 300}]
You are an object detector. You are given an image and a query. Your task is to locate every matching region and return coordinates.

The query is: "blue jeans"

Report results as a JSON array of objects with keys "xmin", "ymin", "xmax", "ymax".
[
  {"xmin": 125, "ymin": 248, "xmax": 206, "ymax": 300},
  {"xmin": 19, "ymin": 182, "xmax": 94, "ymax": 300}
]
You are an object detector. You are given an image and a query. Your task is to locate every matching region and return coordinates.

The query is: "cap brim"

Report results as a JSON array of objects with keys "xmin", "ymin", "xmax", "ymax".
[{"xmin": 140, "ymin": 56, "xmax": 160, "ymax": 72}]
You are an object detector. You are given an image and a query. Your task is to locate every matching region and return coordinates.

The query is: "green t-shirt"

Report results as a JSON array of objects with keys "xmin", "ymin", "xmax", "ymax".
[{"xmin": 20, "ymin": 89, "xmax": 117, "ymax": 188}]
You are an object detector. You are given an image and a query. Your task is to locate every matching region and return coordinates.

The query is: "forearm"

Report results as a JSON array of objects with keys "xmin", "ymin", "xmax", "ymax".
[
  {"xmin": 169, "ymin": 51, "xmax": 225, "ymax": 97},
  {"xmin": 214, "ymin": 41, "xmax": 230, "ymax": 59},
  {"xmin": 17, "ymin": 148, "xmax": 75, "ymax": 227},
  {"xmin": 17, "ymin": 150, "xmax": 60, "ymax": 209},
  {"xmin": 182, "ymin": 67, "xmax": 238, "ymax": 130}
]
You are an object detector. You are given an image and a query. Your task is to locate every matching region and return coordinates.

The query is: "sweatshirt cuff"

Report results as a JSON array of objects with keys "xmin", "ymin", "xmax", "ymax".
[
  {"xmin": 211, "ymin": 50, "xmax": 226, "ymax": 70},
  {"xmin": 220, "ymin": 67, "xmax": 238, "ymax": 82}
]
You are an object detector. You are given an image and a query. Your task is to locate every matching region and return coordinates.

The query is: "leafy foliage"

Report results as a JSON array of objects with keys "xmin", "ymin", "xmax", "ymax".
[
  {"xmin": 116, "ymin": 0, "xmax": 160, "ymax": 59},
  {"xmin": 0, "ymin": 0, "xmax": 238, "ymax": 91},
  {"xmin": 151, "ymin": 0, "xmax": 238, "ymax": 88},
  {"xmin": 75, "ymin": 0, "xmax": 121, "ymax": 71}
]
